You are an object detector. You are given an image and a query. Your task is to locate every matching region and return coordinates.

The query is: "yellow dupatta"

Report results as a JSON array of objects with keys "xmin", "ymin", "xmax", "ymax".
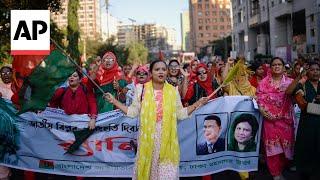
[
  {"xmin": 228, "ymin": 61, "xmax": 256, "ymax": 96},
  {"xmin": 136, "ymin": 81, "xmax": 179, "ymax": 180}
]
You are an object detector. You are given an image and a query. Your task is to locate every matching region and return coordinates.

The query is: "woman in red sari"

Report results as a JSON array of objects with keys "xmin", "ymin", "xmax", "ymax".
[
  {"xmin": 256, "ymin": 57, "xmax": 295, "ymax": 180},
  {"xmin": 184, "ymin": 63, "xmax": 217, "ymax": 106}
]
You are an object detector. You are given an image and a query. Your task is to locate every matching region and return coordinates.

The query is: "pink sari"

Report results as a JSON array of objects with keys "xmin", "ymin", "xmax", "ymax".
[{"xmin": 256, "ymin": 74, "xmax": 294, "ymax": 159}]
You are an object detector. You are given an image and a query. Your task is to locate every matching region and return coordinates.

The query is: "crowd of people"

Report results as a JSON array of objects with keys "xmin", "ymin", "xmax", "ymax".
[{"xmin": 0, "ymin": 51, "xmax": 320, "ymax": 180}]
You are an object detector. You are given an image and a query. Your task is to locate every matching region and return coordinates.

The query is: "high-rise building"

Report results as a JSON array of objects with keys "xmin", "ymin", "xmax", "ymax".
[
  {"xmin": 51, "ymin": 0, "xmax": 101, "ymax": 40},
  {"xmin": 117, "ymin": 24, "xmax": 179, "ymax": 52},
  {"xmin": 189, "ymin": 0, "xmax": 232, "ymax": 53},
  {"xmin": 181, "ymin": 11, "xmax": 191, "ymax": 51},
  {"xmin": 231, "ymin": 0, "xmax": 320, "ymax": 61},
  {"xmin": 117, "ymin": 25, "xmax": 138, "ymax": 46},
  {"xmin": 101, "ymin": 12, "xmax": 120, "ymax": 41}
]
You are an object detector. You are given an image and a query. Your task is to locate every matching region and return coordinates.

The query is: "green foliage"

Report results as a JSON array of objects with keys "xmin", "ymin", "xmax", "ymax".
[
  {"xmin": 50, "ymin": 21, "xmax": 65, "ymax": 48},
  {"xmin": 126, "ymin": 41, "xmax": 148, "ymax": 65},
  {"xmin": 95, "ymin": 38, "xmax": 129, "ymax": 66},
  {"xmin": 66, "ymin": 0, "xmax": 80, "ymax": 64}
]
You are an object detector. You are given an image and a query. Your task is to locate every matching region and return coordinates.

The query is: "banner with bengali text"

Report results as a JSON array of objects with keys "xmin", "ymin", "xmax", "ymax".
[{"xmin": 0, "ymin": 96, "xmax": 262, "ymax": 177}]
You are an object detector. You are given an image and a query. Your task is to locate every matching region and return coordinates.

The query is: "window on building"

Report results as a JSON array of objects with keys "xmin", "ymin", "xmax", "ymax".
[
  {"xmin": 220, "ymin": 17, "xmax": 224, "ymax": 22},
  {"xmin": 227, "ymin": 25, "xmax": 232, "ymax": 29},
  {"xmin": 80, "ymin": 15, "xmax": 84, "ymax": 18},
  {"xmin": 63, "ymin": 16, "xmax": 67, "ymax": 19},
  {"xmin": 198, "ymin": 19, "xmax": 203, "ymax": 24},
  {"xmin": 205, "ymin": 18, "xmax": 211, "ymax": 23},
  {"xmin": 212, "ymin": 11, "xmax": 217, "ymax": 16},
  {"xmin": 198, "ymin": 12, "xmax": 203, "ymax": 16},
  {"xmin": 205, "ymin": 4, "xmax": 210, "ymax": 9},
  {"xmin": 89, "ymin": 14, "xmax": 93, "ymax": 18},
  {"xmin": 198, "ymin": 4, "xmax": 202, "ymax": 9},
  {"xmin": 199, "ymin": 33, "xmax": 204, "ymax": 38},
  {"xmin": 310, "ymin": 14, "xmax": 314, "ymax": 22},
  {"xmin": 205, "ymin": 11, "xmax": 210, "ymax": 16},
  {"xmin": 311, "ymin": 28, "xmax": 315, "ymax": 37},
  {"xmin": 213, "ymin": 18, "xmax": 218, "ymax": 23},
  {"xmin": 220, "ymin": 26, "xmax": 225, "ymax": 30},
  {"xmin": 312, "ymin": 44, "xmax": 316, "ymax": 52},
  {"xmin": 206, "ymin": 26, "xmax": 210, "ymax": 30},
  {"xmin": 89, "ymin": 6, "xmax": 93, "ymax": 10},
  {"xmin": 279, "ymin": 0, "xmax": 286, "ymax": 3},
  {"xmin": 212, "ymin": 26, "xmax": 218, "ymax": 30},
  {"xmin": 80, "ymin": 23, "xmax": 84, "ymax": 26},
  {"xmin": 199, "ymin": 26, "xmax": 203, "ymax": 30},
  {"xmin": 206, "ymin": 33, "xmax": 211, "ymax": 37},
  {"xmin": 271, "ymin": 1, "xmax": 274, "ymax": 7},
  {"xmin": 198, "ymin": 0, "xmax": 202, "ymax": 3},
  {"xmin": 80, "ymin": 6, "xmax": 83, "ymax": 10},
  {"xmin": 250, "ymin": 0, "xmax": 259, "ymax": 16},
  {"xmin": 238, "ymin": 11, "xmax": 243, "ymax": 23},
  {"xmin": 89, "ymin": 23, "xmax": 93, "ymax": 26}
]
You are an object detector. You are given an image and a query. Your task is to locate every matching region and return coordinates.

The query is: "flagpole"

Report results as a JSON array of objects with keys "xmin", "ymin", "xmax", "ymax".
[{"xmin": 50, "ymin": 38, "xmax": 105, "ymax": 95}]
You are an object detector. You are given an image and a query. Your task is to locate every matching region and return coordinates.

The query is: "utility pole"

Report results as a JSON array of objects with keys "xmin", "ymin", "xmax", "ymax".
[{"xmin": 105, "ymin": 0, "xmax": 110, "ymax": 39}]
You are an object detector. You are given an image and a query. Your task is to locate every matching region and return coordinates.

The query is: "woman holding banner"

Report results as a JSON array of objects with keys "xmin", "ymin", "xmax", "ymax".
[
  {"xmin": 184, "ymin": 63, "xmax": 219, "ymax": 106},
  {"xmin": 104, "ymin": 60, "xmax": 208, "ymax": 180},
  {"xmin": 256, "ymin": 57, "xmax": 295, "ymax": 180}
]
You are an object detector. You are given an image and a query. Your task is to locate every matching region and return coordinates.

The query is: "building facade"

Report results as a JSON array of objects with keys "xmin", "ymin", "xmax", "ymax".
[
  {"xmin": 51, "ymin": 0, "xmax": 101, "ymax": 40},
  {"xmin": 232, "ymin": 0, "xmax": 320, "ymax": 61},
  {"xmin": 117, "ymin": 25, "xmax": 138, "ymax": 46},
  {"xmin": 181, "ymin": 11, "xmax": 191, "ymax": 51},
  {"xmin": 117, "ymin": 24, "xmax": 179, "ymax": 52},
  {"xmin": 189, "ymin": 0, "xmax": 232, "ymax": 53},
  {"xmin": 101, "ymin": 12, "xmax": 120, "ymax": 41}
]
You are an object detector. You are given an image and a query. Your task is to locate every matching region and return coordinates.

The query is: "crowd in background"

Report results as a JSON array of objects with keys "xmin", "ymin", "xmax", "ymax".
[{"xmin": 0, "ymin": 52, "xmax": 320, "ymax": 180}]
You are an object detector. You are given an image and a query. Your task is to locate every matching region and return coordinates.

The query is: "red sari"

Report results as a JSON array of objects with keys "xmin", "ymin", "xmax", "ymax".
[{"xmin": 256, "ymin": 74, "xmax": 294, "ymax": 176}]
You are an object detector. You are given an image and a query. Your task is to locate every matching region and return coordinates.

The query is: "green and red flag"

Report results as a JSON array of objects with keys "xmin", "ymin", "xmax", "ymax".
[{"xmin": 13, "ymin": 48, "xmax": 76, "ymax": 113}]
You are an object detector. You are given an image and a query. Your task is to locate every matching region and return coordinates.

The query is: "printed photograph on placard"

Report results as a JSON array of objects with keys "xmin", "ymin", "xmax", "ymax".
[
  {"xmin": 195, "ymin": 113, "xmax": 228, "ymax": 155},
  {"xmin": 227, "ymin": 112, "xmax": 259, "ymax": 152}
]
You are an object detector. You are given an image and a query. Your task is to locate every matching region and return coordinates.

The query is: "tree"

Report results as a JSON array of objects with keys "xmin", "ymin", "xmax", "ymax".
[
  {"xmin": 126, "ymin": 42, "xmax": 148, "ymax": 65},
  {"xmin": 94, "ymin": 38, "xmax": 129, "ymax": 66},
  {"xmin": 66, "ymin": 0, "xmax": 80, "ymax": 64}
]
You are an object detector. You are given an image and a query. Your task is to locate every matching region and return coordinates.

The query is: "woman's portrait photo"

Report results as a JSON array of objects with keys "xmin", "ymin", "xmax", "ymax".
[{"xmin": 228, "ymin": 113, "xmax": 259, "ymax": 152}]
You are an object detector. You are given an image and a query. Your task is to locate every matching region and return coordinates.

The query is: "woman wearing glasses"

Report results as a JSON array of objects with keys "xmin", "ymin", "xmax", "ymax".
[
  {"xmin": 125, "ymin": 65, "xmax": 150, "ymax": 106},
  {"xmin": 184, "ymin": 63, "xmax": 218, "ymax": 106},
  {"xmin": 90, "ymin": 51, "xmax": 127, "ymax": 113}
]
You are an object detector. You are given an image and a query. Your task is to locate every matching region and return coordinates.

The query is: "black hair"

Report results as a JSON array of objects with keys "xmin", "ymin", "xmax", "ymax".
[
  {"xmin": 149, "ymin": 60, "xmax": 167, "ymax": 73},
  {"xmin": 232, "ymin": 114, "xmax": 259, "ymax": 138},
  {"xmin": 204, "ymin": 115, "xmax": 221, "ymax": 127},
  {"xmin": 74, "ymin": 69, "xmax": 84, "ymax": 79},
  {"xmin": 0, "ymin": 66, "xmax": 13, "ymax": 73},
  {"xmin": 270, "ymin": 57, "xmax": 285, "ymax": 66},
  {"xmin": 249, "ymin": 61, "xmax": 263, "ymax": 72},
  {"xmin": 169, "ymin": 59, "xmax": 180, "ymax": 66},
  {"xmin": 307, "ymin": 61, "xmax": 320, "ymax": 68},
  {"xmin": 182, "ymin": 63, "xmax": 190, "ymax": 70}
]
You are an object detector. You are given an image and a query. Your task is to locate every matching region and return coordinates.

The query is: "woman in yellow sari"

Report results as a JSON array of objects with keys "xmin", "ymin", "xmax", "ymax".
[{"xmin": 104, "ymin": 60, "xmax": 208, "ymax": 180}]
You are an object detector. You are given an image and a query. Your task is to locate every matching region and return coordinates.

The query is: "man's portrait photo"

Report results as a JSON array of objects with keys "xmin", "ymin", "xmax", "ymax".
[{"xmin": 196, "ymin": 114, "xmax": 226, "ymax": 155}]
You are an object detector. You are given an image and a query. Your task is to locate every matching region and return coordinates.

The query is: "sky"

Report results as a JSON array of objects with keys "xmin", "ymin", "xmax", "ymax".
[{"xmin": 101, "ymin": 0, "xmax": 189, "ymax": 44}]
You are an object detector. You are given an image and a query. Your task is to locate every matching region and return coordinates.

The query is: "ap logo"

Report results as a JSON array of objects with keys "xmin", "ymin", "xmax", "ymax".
[{"xmin": 11, "ymin": 10, "xmax": 50, "ymax": 55}]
